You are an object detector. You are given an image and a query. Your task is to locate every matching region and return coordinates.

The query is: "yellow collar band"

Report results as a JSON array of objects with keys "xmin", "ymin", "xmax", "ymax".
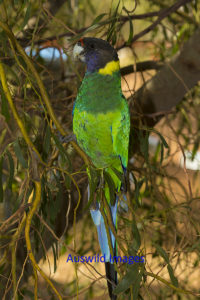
[{"xmin": 98, "ymin": 60, "xmax": 120, "ymax": 75}]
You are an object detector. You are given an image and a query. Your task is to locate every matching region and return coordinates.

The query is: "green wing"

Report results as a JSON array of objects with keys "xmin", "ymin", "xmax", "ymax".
[{"xmin": 111, "ymin": 96, "xmax": 130, "ymax": 169}]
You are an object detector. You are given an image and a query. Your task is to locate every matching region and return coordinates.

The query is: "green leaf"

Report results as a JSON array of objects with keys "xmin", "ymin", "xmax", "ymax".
[
  {"xmin": 84, "ymin": 167, "xmax": 100, "ymax": 211},
  {"xmin": 52, "ymin": 133, "xmax": 71, "ymax": 168},
  {"xmin": 103, "ymin": 170, "xmax": 116, "ymax": 206},
  {"xmin": 52, "ymin": 133, "xmax": 67, "ymax": 159},
  {"xmin": 132, "ymin": 270, "xmax": 143, "ymax": 299},
  {"xmin": 0, "ymin": 32, "xmax": 8, "ymax": 56},
  {"xmin": 140, "ymin": 132, "xmax": 149, "ymax": 162},
  {"xmin": 43, "ymin": 125, "xmax": 51, "ymax": 157},
  {"xmin": 92, "ymin": 13, "xmax": 107, "ymax": 25},
  {"xmin": 2, "ymin": 63, "xmax": 20, "ymax": 85},
  {"xmin": 111, "ymin": 167, "xmax": 124, "ymax": 182},
  {"xmin": 6, "ymin": 151, "xmax": 14, "ymax": 190},
  {"xmin": 52, "ymin": 243, "xmax": 58, "ymax": 273},
  {"xmin": 160, "ymin": 142, "xmax": 164, "ymax": 164},
  {"xmin": 194, "ymin": 0, "xmax": 197, "ymax": 11},
  {"xmin": 132, "ymin": 217, "xmax": 141, "ymax": 252},
  {"xmin": 0, "ymin": 87, "xmax": 10, "ymax": 122},
  {"xmin": 13, "ymin": 140, "xmax": 28, "ymax": 169},
  {"xmin": 0, "ymin": 128, "xmax": 7, "ymax": 145},
  {"xmin": 21, "ymin": 4, "xmax": 31, "ymax": 29},
  {"xmin": 127, "ymin": 18, "xmax": 134, "ymax": 45},
  {"xmin": 167, "ymin": 264, "xmax": 178, "ymax": 287},
  {"xmin": 154, "ymin": 243, "xmax": 169, "ymax": 264},
  {"xmin": 114, "ymin": 264, "xmax": 139, "ymax": 294},
  {"xmin": 55, "ymin": 175, "xmax": 63, "ymax": 209},
  {"xmin": 107, "ymin": 0, "xmax": 120, "ymax": 42},
  {"xmin": 0, "ymin": 156, "xmax": 3, "ymax": 202},
  {"xmin": 131, "ymin": 173, "xmax": 144, "ymax": 207},
  {"xmin": 150, "ymin": 128, "xmax": 169, "ymax": 149}
]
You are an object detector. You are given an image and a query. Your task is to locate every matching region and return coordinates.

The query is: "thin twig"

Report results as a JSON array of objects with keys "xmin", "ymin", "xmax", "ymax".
[{"xmin": 118, "ymin": 0, "xmax": 193, "ymax": 49}]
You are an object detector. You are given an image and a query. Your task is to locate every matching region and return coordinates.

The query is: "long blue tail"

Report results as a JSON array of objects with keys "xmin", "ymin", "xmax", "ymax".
[{"xmin": 89, "ymin": 186, "xmax": 118, "ymax": 299}]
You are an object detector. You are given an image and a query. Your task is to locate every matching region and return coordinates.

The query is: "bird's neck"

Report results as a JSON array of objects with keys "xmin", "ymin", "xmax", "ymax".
[{"xmin": 84, "ymin": 69, "xmax": 121, "ymax": 87}]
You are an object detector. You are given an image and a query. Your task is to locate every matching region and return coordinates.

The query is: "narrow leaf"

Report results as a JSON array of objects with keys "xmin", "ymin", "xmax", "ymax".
[
  {"xmin": 0, "ymin": 128, "xmax": 7, "ymax": 145},
  {"xmin": 132, "ymin": 270, "xmax": 143, "ymax": 299},
  {"xmin": 132, "ymin": 217, "xmax": 141, "ymax": 252},
  {"xmin": 0, "ymin": 87, "xmax": 10, "ymax": 122},
  {"xmin": 52, "ymin": 133, "xmax": 69, "ymax": 163},
  {"xmin": 167, "ymin": 264, "xmax": 178, "ymax": 287},
  {"xmin": 92, "ymin": 13, "xmax": 107, "ymax": 25},
  {"xmin": 0, "ymin": 156, "xmax": 3, "ymax": 202},
  {"xmin": 140, "ymin": 132, "xmax": 149, "ymax": 162},
  {"xmin": 151, "ymin": 128, "xmax": 169, "ymax": 149},
  {"xmin": 114, "ymin": 264, "xmax": 139, "ymax": 294},
  {"xmin": 107, "ymin": 0, "xmax": 120, "ymax": 42},
  {"xmin": 43, "ymin": 125, "xmax": 51, "ymax": 157},
  {"xmin": 127, "ymin": 18, "xmax": 134, "ymax": 45},
  {"xmin": 154, "ymin": 243, "xmax": 169, "ymax": 264},
  {"xmin": 104, "ymin": 170, "xmax": 116, "ymax": 206},
  {"xmin": 84, "ymin": 167, "xmax": 99, "ymax": 211},
  {"xmin": 111, "ymin": 167, "xmax": 124, "ymax": 182},
  {"xmin": 13, "ymin": 140, "xmax": 28, "ymax": 169},
  {"xmin": 21, "ymin": 5, "xmax": 31, "ymax": 29},
  {"xmin": 52, "ymin": 243, "xmax": 58, "ymax": 273},
  {"xmin": 6, "ymin": 151, "xmax": 14, "ymax": 190}
]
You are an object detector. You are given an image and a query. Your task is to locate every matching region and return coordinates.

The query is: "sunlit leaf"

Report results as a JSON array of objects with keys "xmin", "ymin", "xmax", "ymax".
[
  {"xmin": 167, "ymin": 264, "xmax": 179, "ymax": 287},
  {"xmin": 0, "ymin": 87, "xmax": 10, "ymax": 122},
  {"xmin": 92, "ymin": 13, "xmax": 107, "ymax": 25},
  {"xmin": 0, "ymin": 128, "xmax": 7, "ymax": 145},
  {"xmin": 21, "ymin": 4, "xmax": 31, "ymax": 29}
]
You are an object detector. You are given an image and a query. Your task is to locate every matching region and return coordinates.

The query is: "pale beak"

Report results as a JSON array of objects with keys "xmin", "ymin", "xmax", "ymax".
[{"xmin": 73, "ymin": 43, "xmax": 85, "ymax": 62}]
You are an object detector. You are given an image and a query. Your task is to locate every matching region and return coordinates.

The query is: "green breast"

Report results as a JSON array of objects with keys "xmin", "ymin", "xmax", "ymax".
[{"xmin": 73, "ymin": 71, "xmax": 130, "ymax": 170}]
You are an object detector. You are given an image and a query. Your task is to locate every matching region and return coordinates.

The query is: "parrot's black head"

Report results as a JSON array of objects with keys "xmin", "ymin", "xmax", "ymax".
[{"xmin": 73, "ymin": 37, "xmax": 119, "ymax": 73}]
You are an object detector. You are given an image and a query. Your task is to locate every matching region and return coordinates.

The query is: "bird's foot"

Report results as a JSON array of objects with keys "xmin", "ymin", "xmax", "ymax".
[{"xmin": 58, "ymin": 132, "xmax": 77, "ymax": 144}]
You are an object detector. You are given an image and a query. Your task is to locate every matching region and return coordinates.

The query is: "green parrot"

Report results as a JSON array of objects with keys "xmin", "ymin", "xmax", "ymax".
[{"xmin": 73, "ymin": 37, "xmax": 130, "ymax": 300}]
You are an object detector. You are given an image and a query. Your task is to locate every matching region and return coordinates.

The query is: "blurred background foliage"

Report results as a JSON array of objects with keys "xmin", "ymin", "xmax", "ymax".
[{"xmin": 0, "ymin": 0, "xmax": 200, "ymax": 299}]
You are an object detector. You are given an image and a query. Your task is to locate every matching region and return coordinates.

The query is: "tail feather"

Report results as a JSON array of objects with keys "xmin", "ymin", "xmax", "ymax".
[
  {"xmin": 90, "ymin": 199, "xmax": 117, "ymax": 261},
  {"xmin": 89, "ymin": 185, "xmax": 118, "ymax": 299},
  {"xmin": 105, "ymin": 262, "xmax": 117, "ymax": 300}
]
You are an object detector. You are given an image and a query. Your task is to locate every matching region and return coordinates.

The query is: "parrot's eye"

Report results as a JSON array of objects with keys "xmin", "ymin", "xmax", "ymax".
[{"xmin": 89, "ymin": 43, "xmax": 95, "ymax": 49}]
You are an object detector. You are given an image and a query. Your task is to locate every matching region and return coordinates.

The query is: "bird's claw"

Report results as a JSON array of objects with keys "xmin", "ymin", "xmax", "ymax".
[{"xmin": 58, "ymin": 133, "xmax": 77, "ymax": 144}]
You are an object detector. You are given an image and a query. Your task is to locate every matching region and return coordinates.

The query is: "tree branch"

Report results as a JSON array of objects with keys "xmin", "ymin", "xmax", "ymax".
[
  {"xmin": 118, "ymin": 0, "xmax": 193, "ymax": 50},
  {"xmin": 120, "ymin": 60, "xmax": 163, "ymax": 76},
  {"xmin": 130, "ymin": 27, "xmax": 200, "ymax": 129},
  {"xmin": 18, "ymin": 0, "xmax": 193, "ymax": 48}
]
